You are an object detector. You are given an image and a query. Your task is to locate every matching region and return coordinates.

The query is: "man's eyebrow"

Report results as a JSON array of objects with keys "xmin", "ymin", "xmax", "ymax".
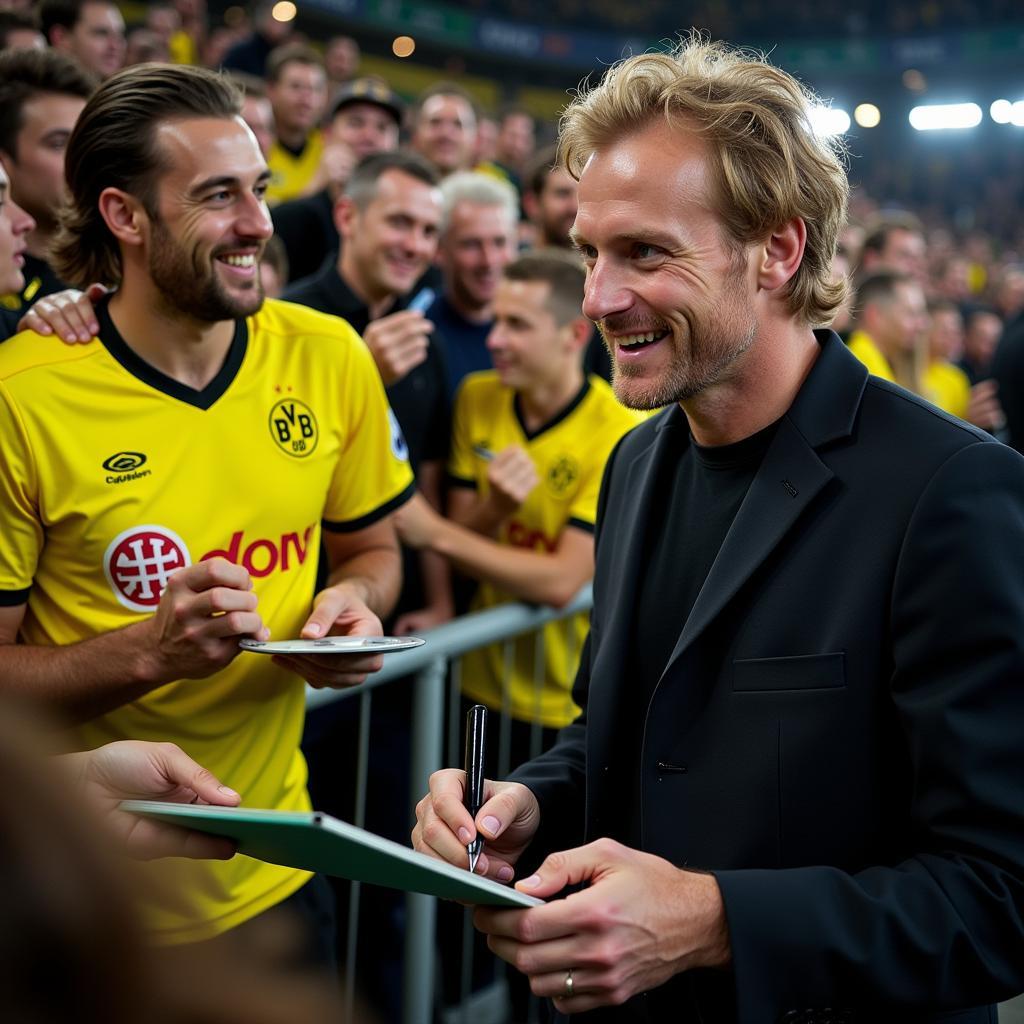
[
  {"xmin": 189, "ymin": 169, "xmax": 271, "ymax": 196},
  {"xmin": 570, "ymin": 227, "xmax": 679, "ymax": 250}
]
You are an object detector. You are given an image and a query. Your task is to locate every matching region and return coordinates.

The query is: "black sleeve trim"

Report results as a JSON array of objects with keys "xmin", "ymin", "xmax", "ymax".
[
  {"xmin": 0, "ymin": 586, "xmax": 31, "ymax": 606},
  {"xmin": 446, "ymin": 473, "xmax": 477, "ymax": 490},
  {"xmin": 567, "ymin": 517, "xmax": 595, "ymax": 535},
  {"xmin": 322, "ymin": 481, "xmax": 416, "ymax": 534}
]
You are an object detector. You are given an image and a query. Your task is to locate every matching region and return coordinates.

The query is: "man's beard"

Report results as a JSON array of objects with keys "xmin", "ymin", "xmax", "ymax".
[
  {"xmin": 599, "ymin": 280, "xmax": 757, "ymax": 411},
  {"xmin": 148, "ymin": 218, "xmax": 264, "ymax": 323}
]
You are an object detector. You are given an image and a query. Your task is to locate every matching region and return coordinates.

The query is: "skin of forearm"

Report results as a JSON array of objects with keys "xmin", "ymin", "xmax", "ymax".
[
  {"xmin": 449, "ymin": 493, "xmax": 509, "ymax": 539},
  {"xmin": 0, "ymin": 619, "xmax": 170, "ymax": 724},
  {"xmin": 325, "ymin": 544, "xmax": 403, "ymax": 619},
  {"xmin": 429, "ymin": 519, "xmax": 583, "ymax": 608}
]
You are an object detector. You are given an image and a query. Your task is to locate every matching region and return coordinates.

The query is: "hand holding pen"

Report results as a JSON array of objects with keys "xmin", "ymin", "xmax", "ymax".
[{"xmin": 464, "ymin": 704, "xmax": 487, "ymax": 872}]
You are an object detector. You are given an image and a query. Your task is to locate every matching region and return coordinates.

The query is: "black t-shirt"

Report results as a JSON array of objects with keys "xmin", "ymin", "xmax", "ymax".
[
  {"xmin": 612, "ymin": 413, "xmax": 780, "ymax": 847},
  {"xmin": 271, "ymin": 190, "xmax": 339, "ymax": 285}
]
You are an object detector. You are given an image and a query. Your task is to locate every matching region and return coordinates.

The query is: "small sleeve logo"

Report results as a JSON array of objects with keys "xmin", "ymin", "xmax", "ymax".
[{"xmin": 388, "ymin": 407, "xmax": 409, "ymax": 462}]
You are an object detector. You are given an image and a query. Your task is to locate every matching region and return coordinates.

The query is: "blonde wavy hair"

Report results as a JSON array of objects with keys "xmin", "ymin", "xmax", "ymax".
[{"xmin": 559, "ymin": 37, "xmax": 849, "ymax": 326}]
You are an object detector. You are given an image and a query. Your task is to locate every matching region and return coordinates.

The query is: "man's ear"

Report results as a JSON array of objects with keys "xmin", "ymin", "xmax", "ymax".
[
  {"xmin": 97, "ymin": 188, "xmax": 149, "ymax": 249},
  {"xmin": 333, "ymin": 195, "xmax": 357, "ymax": 239},
  {"xmin": 565, "ymin": 315, "xmax": 591, "ymax": 355},
  {"xmin": 757, "ymin": 217, "xmax": 807, "ymax": 295}
]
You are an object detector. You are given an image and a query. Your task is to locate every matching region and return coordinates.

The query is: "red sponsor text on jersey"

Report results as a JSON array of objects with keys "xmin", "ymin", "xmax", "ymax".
[
  {"xmin": 506, "ymin": 519, "xmax": 557, "ymax": 553},
  {"xmin": 200, "ymin": 524, "xmax": 316, "ymax": 578}
]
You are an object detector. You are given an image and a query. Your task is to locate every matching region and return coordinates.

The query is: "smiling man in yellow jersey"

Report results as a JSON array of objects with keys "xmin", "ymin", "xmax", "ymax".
[
  {"xmin": 0, "ymin": 65, "xmax": 413, "ymax": 959},
  {"xmin": 396, "ymin": 250, "xmax": 643, "ymax": 743}
]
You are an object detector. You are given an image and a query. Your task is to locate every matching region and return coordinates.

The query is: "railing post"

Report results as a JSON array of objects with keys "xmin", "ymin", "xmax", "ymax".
[{"xmin": 403, "ymin": 655, "xmax": 448, "ymax": 1024}]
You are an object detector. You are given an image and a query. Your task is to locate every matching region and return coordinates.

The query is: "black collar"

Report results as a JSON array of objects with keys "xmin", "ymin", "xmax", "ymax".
[
  {"xmin": 513, "ymin": 378, "xmax": 591, "ymax": 441},
  {"xmin": 97, "ymin": 299, "xmax": 248, "ymax": 411}
]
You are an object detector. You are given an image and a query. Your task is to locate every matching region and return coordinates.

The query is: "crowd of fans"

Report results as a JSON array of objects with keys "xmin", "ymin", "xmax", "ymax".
[{"xmin": 1, "ymin": 2, "xmax": 1024, "ymax": 1022}]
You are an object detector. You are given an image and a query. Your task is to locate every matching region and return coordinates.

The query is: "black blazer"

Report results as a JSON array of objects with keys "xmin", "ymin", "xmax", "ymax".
[{"xmin": 512, "ymin": 332, "xmax": 1024, "ymax": 1023}]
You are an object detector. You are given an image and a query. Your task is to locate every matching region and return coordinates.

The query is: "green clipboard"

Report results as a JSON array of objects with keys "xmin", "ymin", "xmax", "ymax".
[{"xmin": 120, "ymin": 801, "xmax": 543, "ymax": 909}]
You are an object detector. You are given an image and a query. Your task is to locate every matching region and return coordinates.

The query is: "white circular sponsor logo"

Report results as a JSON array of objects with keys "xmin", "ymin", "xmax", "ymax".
[
  {"xmin": 103, "ymin": 525, "xmax": 191, "ymax": 612},
  {"xmin": 388, "ymin": 407, "xmax": 409, "ymax": 462}
]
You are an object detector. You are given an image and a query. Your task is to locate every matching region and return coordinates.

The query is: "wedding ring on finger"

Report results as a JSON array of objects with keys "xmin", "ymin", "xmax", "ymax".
[{"xmin": 564, "ymin": 968, "xmax": 574, "ymax": 996}]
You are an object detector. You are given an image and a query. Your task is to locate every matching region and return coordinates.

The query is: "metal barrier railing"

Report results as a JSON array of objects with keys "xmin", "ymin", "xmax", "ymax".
[{"xmin": 304, "ymin": 585, "xmax": 594, "ymax": 1024}]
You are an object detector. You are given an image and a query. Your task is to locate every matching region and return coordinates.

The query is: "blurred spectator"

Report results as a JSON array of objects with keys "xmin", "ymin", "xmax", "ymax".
[
  {"xmin": 0, "ymin": 48, "xmax": 95, "ymax": 308},
  {"xmin": 38, "ymin": 0, "xmax": 124, "ymax": 79},
  {"xmin": 0, "ymin": 9, "xmax": 45, "ymax": 50},
  {"xmin": 284, "ymin": 152, "xmax": 447, "ymax": 458},
  {"xmin": 428, "ymin": 170, "xmax": 518, "ymax": 398},
  {"xmin": 259, "ymin": 234, "xmax": 288, "ymax": 298},
  {"xmin": 167, "ymin": 0, "xmax": 205, "ymax": 66},
  {"xmin": 199, "ymin": 24, "xmax": 238, "ymax": 70},
  {"xmin": 264, "ymin": 43, "xmax": 327, "ymax": 205},
  {"xmin": 145, "ymin": 2, "xmax": 179, "ymax": 49},
  {"xmin": 474, "ymin": 113, "xmax": 498, "ymax": 165},
  {"xmin": 124, "ymin": 27, "xmax": 169, "ymax": 66},
  {"xmin": 858, "ymin": 212, "xmax": 927, "ymax": 285},
  {"xmin": 410, "ymin": 82, "xmax": 477, "ymax": 179},
  {"xmin": 933, "ymin": 256, "xmax": 972, "ymax": 307},
  {"xmin": 323, "ymin": 33, "xmax": 358, "ymax": 93},
  {"xmin": 229, "ymin": 72, "xmax": 275, "ymax": 157},
  {"xmin": 219, "ymin": 0, "xmax": 290, "ymax": 77},
  {"xmin": 847, "ymin": 269, "xmax": 929, "ymax": 393},
  {"xmin": 959, "ymin": 305, "xmax": 1003, "ymax": 384},
  {"xmin": 0, "ymin": 158, "xmax": 35, "ymax": 339},
  {"xmin": 272, "ymin": 77, "xmax": 402, "ymax": 283},
  {"xmin": 924, "ymin": 299, "xmax": 970, "ymax": 419},
  {"xmin": 523, "ymin": 144, "xmax": 578, "ymax": 250},
  {"xmin": 477, "ymin": 106, "xmax": 535, "ymax": 194},
  {"xmin": 992, "ymin": 263, "xmax": 1024, "ymax": 324}
]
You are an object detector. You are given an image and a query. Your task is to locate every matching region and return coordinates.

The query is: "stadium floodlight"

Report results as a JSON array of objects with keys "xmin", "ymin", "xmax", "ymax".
[
  {"xmin": 908, "ymin": 103, "xmax": 982, "ymax": 131},
  {"xmin": 854, "ymin": 103, "xmax": 881, "ymax": 128},
  {"xmin": 1012, "ymin": 101, "xmax": 1024, "ymax": 128},
  {"xmin": 271, "ymin": 1, "xmax": 296, "ymax": 21},
  {"xmin": 991, "ymin": 99, "xmax": 1013, "ymax": 124},
  {"xmin": 808, "ymin": 105, "xmax": 851, "ymax": 137}
]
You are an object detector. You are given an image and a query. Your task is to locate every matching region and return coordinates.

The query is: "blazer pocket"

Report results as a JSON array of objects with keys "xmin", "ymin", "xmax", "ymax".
[{"xmin": 733, "ymin": 652, "xmax": 845, "ymax": 692}]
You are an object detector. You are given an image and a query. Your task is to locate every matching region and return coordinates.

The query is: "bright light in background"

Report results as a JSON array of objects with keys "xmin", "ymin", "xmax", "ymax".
[
  {"xmin": 991, "ymin": 99, "xmax": 1012, "ymax": 124},
  {"xmin": 392, "ymin": 35, "xmax": 415, "ymax": 58},
  {"xmin": 909, "ymin": 102, "xmax": 982, "ymax": 131},
  {"xmin": 271, "ymin": 1, "xmax": 296, "ymax": 21},
  {"xmin": 854, "ymin": 103, "xmax": 881, "ymax": 128},
  {"xmin": 1013, "ymin": 102, "xmax": 1024, "ymax": 127},
  {"xmin": 809, "ymin": 105, "xmax": 851, "ymax": 136}
]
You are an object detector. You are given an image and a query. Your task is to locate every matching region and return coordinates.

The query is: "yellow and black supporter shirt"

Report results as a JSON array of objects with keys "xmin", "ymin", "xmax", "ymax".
[
  {"xmin": 449, "ymin": 372, "xmax": 644, "ymax": 728},
  {"xmin": 0, "ymin": 298, "xmax": 414, "ymax": 943}
]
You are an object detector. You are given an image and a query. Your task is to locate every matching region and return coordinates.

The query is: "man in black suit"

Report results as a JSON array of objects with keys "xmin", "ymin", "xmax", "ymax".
[{"xmin": 413, "ymin": 38, "xmax": 1024, "ymax": 1022}]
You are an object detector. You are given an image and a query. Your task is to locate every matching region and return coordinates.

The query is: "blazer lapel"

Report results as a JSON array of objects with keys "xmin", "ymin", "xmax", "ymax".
[{"xmin": 657, "ymin": 331, "xmax": 868, "ymax": 680}]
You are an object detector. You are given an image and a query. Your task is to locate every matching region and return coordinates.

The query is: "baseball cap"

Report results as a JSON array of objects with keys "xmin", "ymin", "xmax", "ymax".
[{"xmin": 330, "ymin": 77, "xmax": 404, "ymax": 125}]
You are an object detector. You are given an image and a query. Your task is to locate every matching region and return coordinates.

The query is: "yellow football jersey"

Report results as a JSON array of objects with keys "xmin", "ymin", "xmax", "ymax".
[
  {"xmin": 265, "ymin": 130, "xmax": 324, "ymax": 206},
  {"xmin": 449, "ymin": 372, "xmax": 643, "ymax": 728},
  {"xmin": 0, "ymin": 298, "xmax": 414, "ymax": 943},
  {"xmin": 846, "ymin": 330, "xmax": 896, "ymax": 382}
]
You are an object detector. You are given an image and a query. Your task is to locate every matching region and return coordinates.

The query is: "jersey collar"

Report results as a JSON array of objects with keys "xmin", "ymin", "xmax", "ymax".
[
  {"xmin": 96, "ymin": 300, "xmax": 248, "ymax": 411},
  {"xmin": 513, "ymin": 378, "xmax": 591, "ymax": 441}
]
